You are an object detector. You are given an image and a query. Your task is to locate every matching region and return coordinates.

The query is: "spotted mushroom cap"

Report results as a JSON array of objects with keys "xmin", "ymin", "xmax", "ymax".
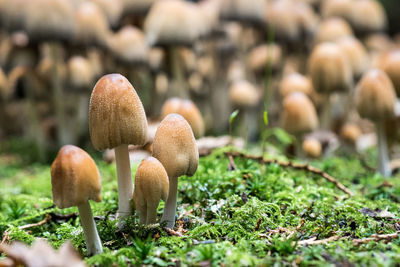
[
  {"xmin": 152, "ymin": 114, "xmax": 199, "ymax": 178},
  {"xmin": 51, "ymin": 145, "xmax": 101, "ymax": 209},
  {"xmin": 89, "ymin": 73, "xmax": 148, "ymax": 151}
]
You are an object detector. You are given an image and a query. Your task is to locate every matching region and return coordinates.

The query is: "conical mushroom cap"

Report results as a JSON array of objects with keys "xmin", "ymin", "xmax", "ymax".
[
  {"xmin": 281, "ymin": 92, "xmax": 318, "ymax": 135},
  {"xmin": 314, "ymin": 17, "xmax": 353, "ymax": 44},
  {"xmin": 321, "ymin": 0, "xmax": 353, "ymax": 20},
  {"xmin": 229, "ymin": 80, "xmax": 260, "ymax": 108},
  {"xmin": 68, "ymin": 56, "xmax": 94, "ymax": 89},
  {"xmin": 308, "ymin": 42, "xmax": 352, "ymax": 93},
  {"xmin": 381, "ymin": 49, "xmax": 400, "ymax": 95},
  {"xmin": 161, "ymin": 98, "xmax": 205, "ymax": 138},
  {"xmin": 355, "ymin": 69, "xmax": 396, "ymax": 121},
  {"xmin": 51, "ymin": 145, "xmax": 101, "ymax": 209},
  {"xmin": 152, "ymin": 114, "xmax": 199, "ymax": 178},
  {"xmin": 336, "ymin": 36, "xmax": 369, "ymax": 78},
  {"xmin": 133, "ymin": 157, "xmax": 169, "ymax": 214},
  {"xmin": 350, "ymin": 0, "xmax": 386, "ymax": 33},
  {"xmin": 279, "ymin": 73, "xmax": 313, "ymax": 98},
  {"xmin": 89, "ymin": 73, "xmax": 148, "ymax": 151}
]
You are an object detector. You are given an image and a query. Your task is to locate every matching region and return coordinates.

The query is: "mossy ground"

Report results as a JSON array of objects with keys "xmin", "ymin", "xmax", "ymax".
[{"xmin": 1, "ymin": 137, "xmax": 400, "ymax": 266}]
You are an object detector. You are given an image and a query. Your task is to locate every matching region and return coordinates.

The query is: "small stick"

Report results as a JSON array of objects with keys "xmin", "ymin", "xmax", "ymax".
[
  {"xmin": 163, "ymin": 227, "xmax": 183, "ymax": 237},
  {"xmin": 298, "ymin": 235, "xmax": 343, "ymax": 246},
  {"xmin": 18, "ymin": 215, "xmax": 51, "ymax": 230},
  {"xmin": 352, "ymin": 232, "xmax": 399, "ymax": 246},
  {"xmin": 254, "ymin": 218, "xmax": 262, "ymax": 231},
  {"xmin": 225, "ymin": 151, "xmax": 353, "ymax": 197}
]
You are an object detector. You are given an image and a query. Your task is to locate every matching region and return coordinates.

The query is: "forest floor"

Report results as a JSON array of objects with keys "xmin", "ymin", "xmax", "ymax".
[{"xmin": 0, "ymin": 137, "xmax": 400, "ymax": 266}]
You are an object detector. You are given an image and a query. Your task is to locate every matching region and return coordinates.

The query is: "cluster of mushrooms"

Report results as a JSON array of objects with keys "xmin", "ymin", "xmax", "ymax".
[{"xmin": 50, "ymin": 73, "xmax": 199, "ymax": 256}]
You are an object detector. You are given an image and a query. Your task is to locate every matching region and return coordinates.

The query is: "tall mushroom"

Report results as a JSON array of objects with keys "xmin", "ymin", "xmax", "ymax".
[
  {"xmin": 51, "ymin": 145, "xmax": 102, "ymax": 256},
  {"xmin": 152, "ymin": 114, "xmax": 198, "ymax": 228},
  {"xmin": 89, "ymin": 74, "xmax": 148, "ymax": 219},
  {"xmin": 133, "ymin": 157, "xmax": 169, "ymax": 224},
  {"xmin": 354, "ymin": 69, "xmax": 396, "ymax": 177}
]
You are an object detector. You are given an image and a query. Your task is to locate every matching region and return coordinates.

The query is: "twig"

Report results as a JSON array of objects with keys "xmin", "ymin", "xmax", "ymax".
[
  {"xmin": 298, "ymin": 235, "xmax": 343, "ymax": 246},
  {"xmin": 163, "ymin": 227, "xmax": 183, "ymax": 237},
  {"xmin": 352, "ymin": 232, "xmax": 399, "ymax": 246},
  {"xmin": 18, "ymin": 214, "xmax": 51, "ymax": 230},
  {"xmin": 298, "ymin": 231, "xmax": 400, "ymax": 246},
  {"xmin": 225, "ymin": 151, "xmax": 353, "ymax": 197}
]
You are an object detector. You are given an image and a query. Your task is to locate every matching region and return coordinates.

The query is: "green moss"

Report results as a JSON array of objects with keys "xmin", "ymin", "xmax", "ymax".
[{"xmin": 1, "ymin": 140, "xmax": 400, "ymax": 266}]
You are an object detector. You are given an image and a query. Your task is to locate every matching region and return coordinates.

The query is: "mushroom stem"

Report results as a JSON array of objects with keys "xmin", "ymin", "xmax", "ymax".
[
  {"xmin": 78, "ymin": 200, "xmax": 102, "ymax": 256},
  {"xmin": 161, "ymin": 176, "xmax": 178, "ymax": 228},
  {"xmin": 320, "ymin": 94, "xmax": 332, "ymax": 130},
  {"xmin": 115, "ymin": 144, "xmax": 133, "ymax": 219},
  {"xmin": 376, "ymin": 120, "xmax": 391, "ymax": 177},
  {"xmin": 295, "ymin": 135, "xmax": 303, "ymax": 158}
]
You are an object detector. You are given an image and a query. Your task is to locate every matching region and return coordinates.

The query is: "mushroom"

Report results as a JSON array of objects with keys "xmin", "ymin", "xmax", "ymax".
[
  {"xmin": 161, "ymin": 98, "xmax": 205, "ymax": 139},
  {"xmin": 314, "ymin": 17, "xmax": 353, "ymax": 44},
  {"xmin": 51, "ymin": 145, "xmax": 102, "ymax": 256},
  {"xmin": 340, "ymin": 123, "xmax": 362, "ymax": 151},
  {"xmin": 350, "ymin": 0, "xmax": 386, "ymax": 35},
  {"xmin": 279, "ymin": 72, "xmax": 313, "ymax": 99},
  {"xmin": 308, "ymin": 42, "xmax": 353, "ymax": 129},
  {"xmin": 336, "ymin": 36, "xmax": 369, "ymax": 79},
  {"xmin": 355, "ymin": 69, "xmax": 396, "ymax": 177},
  {"xmin": 321, "ymin": 0, "xmax": 353, "ymax": 20},
  {"xmin": 89, "ymin": 73, "xmax": 148, "ymax": 219},
  {"xmin": 229, "ymin": 80, "xmax": 261, "ymax": 142},
  {"xmin": 302, "ymin": 138, "xmax": 322, "ymax": 158},
  {"xmin": 281, "ymin": 92, "xmax": 319, "ymax": 156},
  {"xmin": 152, "ymin": 114, "xmax": 198, "ymax": 228},
  {"xmin": 133, "ymin": 157, "xmax": 169, "ymax": 224},
  {"xmin": 381, "ymin": 49, "xmax": 400, "ymax": 96}
]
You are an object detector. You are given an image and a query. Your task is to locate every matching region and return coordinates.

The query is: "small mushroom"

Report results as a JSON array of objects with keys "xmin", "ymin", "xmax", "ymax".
[
  {"xmin": 350, "ymin": 0, "xmax": 386, "ymax": 35},
  {"xmin": 51, "ymin": 145, "xmax": 102, "ymax": 256},
  {"xmin": 302, "ymin": 138, "xmax": 322, "ymax": 158},
  {"xmin": 133, "ymin": 157, "xmax": 169, "ymax": 224},
  {"xmin": 308, "ymin": 42, "xmax": 352, "ymax": 129},
  {"xmin": 355, "ymin": 69, "xmax": 396, "ymax": 177},
  {"xmin": 336, "ymin": 36, "xmax": 369, "ymax": 79},
  {"xmin": 281, "ymin": 92, "xmax": 319, "ymax": 156},
  {"xmin": 314, "ymin": 17, "xmax": 353, "ymax": 44},
  {"xmin": 152, "ymin": 114, "xmax": 198, "ymax": 228},
  {"xmin": 89, "ymin": 73, "xmax": 148, "ymax": 219},
  {"xmin": 279, "ymin": 72, "xmax": 313, "ymax": 99}
]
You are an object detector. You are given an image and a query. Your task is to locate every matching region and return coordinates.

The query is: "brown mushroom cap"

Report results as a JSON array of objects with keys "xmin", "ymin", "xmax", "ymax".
[
  {"xmin": 144, "ymin": 0, "xmax": 201, "ymax": 47},
  {"xmin": 315, "ymin": 17, "xmax": 353, "ymax": 44},
  {"xmin": 68, "ymin": 56, "xmax": 94, "ymax": 89},
  {"xmin": 355, "ymin": 69, "xmax": 396, "ymax": 121},
  {"xmin": 89, "ymin": 73, "xmax": 148, "ymax": 151},
  {"xmin": 350, "ymin": 0, "xmax": 386, "ymax": 33},
  {"xmin": 308, "ymin": 42, "xmax": 352, "ymax": 93},
  {"xmin": 247, "ymin": 44, "xmax": 282, "ymax": 73},
  {"xmin": 341, "ymin": 123, "xmax": 362, "ymax": 144},
  {"xmin": 108, "ymin": 25, "xmax": 148, "ymax": 65},
  {"xmin": 229, "ymin": 80, "xmax": 260, "ymax": 108},
  {"xmin": 25, "ymin": 0, "xmax": 76, "ymax": 42},
  {"xmin": 75, "ymin": 1, "xmax": 111, "ymax": 47},
  {"xmin": 321, "ymin": 0, "xmax": 353, "ymax": 20},
  {"xmin": 51, "ymin": 145, "xmax": 101, "ymax": 209},
  {"xmin": 161, "ymin": 98, "xmax": 205, "ymax": 138},
  {"xmin": 381, "ymin": 49, "xmax": 400, "ymax": 95},
  {"xmin": 90, "ymin": 0, "xmax": 122, "ymax": 27},
  {"xmin": 133, "ymin": 157, "xmax": 169, "ymax": 212},
  {"xmin": 152, "ymin": 114, "xmax": 198, "ymax": 178},
  {"xmin": 282, "ymin": 92, "xmax": 318, "ymax": 135},
  {"xmin": 302, "ymin": 138, "xmax": 322, "ymax": 158},
  {"xmin": 279, "ymin": 73, "xmax": 313, "ymax": 98},
  {"xmin": 336, "ymin": 36, "xmax": 369, "ymax": 77}
]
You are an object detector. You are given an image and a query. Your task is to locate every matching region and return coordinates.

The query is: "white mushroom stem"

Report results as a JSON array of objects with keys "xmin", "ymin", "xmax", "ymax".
[
  {"xmin": 161, "ymin": 176, "xmax": 178, "ymax": 228},
  {"xmin": 376, "ymin": 121, "xmax": 391, "ymax": 177},
  {"xmin": 78, "ymin": 200, "xmax": 102, "ymax": 256},
  {"xmin": 114, "ymin": 144, "xmax": 133, "ymax": 219}
]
